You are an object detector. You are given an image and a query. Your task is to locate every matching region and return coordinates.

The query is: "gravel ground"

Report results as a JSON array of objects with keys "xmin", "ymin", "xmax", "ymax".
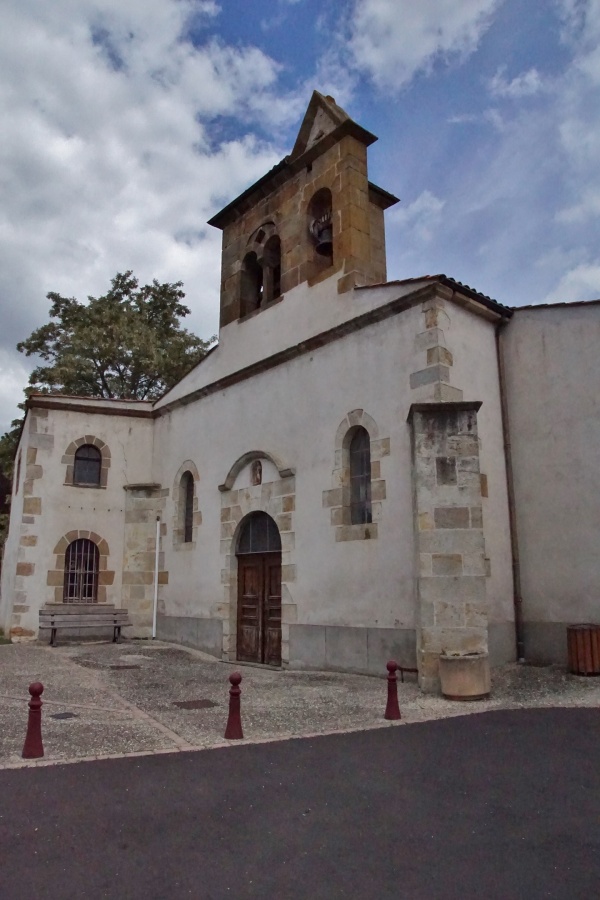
[{"xmin": 1, "ymin": 638, "xmax": 599, "ymax": 768}]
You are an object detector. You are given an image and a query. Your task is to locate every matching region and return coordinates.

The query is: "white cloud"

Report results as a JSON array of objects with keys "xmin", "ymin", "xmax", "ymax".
[
  {"xmin": 544, "ymin": 263, "xmax": 600, "ymax": 302},
  {"xmin": 0, "ymin": 0, "xmax": 303, "ymax": 428},
  {"xmin": 388, "ymin": 190, "xmax": 445, "ymax": 242},
  {"xmin": 346, "ymin": 0, "xmax": 501, "ymax": 91},
  {"xmin": 489, "ymin": 67, "xmax": 543, "ymax": 98}
]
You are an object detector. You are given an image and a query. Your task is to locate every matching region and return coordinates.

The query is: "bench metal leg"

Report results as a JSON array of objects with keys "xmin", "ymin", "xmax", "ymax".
[
  {"xmin": 50, "ymin": 628, "xmax": 57, "ymax": 648},
  {"xmin": 113, "ymin": 626, "xmax": 122, "ymax": 644}
]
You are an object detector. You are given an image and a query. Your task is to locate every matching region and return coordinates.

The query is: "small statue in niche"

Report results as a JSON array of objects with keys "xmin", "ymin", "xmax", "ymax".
[{"xmin": 251, "ymin": 459, "xmax": 262, "ymax": 486}]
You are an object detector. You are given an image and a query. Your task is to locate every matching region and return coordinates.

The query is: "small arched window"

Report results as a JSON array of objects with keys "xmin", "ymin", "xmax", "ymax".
[
  {"xmin": 308, "ymin": 187, "xmax": 333, "ymax": 268},
  {"xmin": 181, "ymin": 471, "xmax": 194, "ymax": 543},
  {"xmin": 263, "ymin": 235, "xmax": 281, "ymax": 303},
  {"xmin": 64, "ymin": 538, "xmax": 99, "ymax": 604},
  {"xmin": 73, "ymin": 445, "xmax": 102, "ymax": 486},
  {"xmin": 241, "ymin": 251, "xmax": 263, "ymax": 315},
  {"xmin": 349, "ymin": 427, "xmax": 372, "ymax": 525}
]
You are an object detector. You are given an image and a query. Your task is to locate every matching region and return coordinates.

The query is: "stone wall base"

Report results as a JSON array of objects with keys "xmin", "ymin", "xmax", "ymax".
[
  {"xmin": 288, "ymin": 625, "xmax": 417, "ymax": 675},
  {"xmin": 522, "ymin": 621, "xmax": 572, "ymax": 666},
  {"xmin": 488, "ymin": 621, "xmax": 516, "ymax": 665},
  {"xmin": 156, "ymin": 614, "xmax": 223, "ymax": 658}
]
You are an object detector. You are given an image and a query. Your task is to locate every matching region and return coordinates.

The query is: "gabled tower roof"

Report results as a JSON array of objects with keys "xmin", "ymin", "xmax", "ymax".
[{"xmin": 208, "ymin": 91, "xmax": 386, "ymax": 230}]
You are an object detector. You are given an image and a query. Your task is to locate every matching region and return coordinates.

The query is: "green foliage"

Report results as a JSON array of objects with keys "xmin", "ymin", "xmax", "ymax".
[
  {"xmin": 0, "ymin": 271, "xmax": 214, "ymax": 552},
  {"xmin": 17, "ymin": 270, "xmax": 214, "ymax": 400}
]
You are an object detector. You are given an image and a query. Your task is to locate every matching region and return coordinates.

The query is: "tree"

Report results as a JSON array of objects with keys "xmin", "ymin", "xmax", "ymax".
[
  {"xmin": 17, "ymin": 271, "xmax": 214, "ymax": 400},
  {"xmin": 0, "ymin": 271, "xmax": 214, "ymax": 552}
]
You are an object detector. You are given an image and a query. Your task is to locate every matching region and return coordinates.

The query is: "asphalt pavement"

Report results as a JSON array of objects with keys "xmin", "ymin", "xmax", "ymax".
[{"xmin": 1, "ymin": 707, "xmax": 598, "ymax": 900}]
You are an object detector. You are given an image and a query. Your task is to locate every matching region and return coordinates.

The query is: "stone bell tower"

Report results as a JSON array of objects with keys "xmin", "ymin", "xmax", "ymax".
[{"xmin": 208, "ymin": 91, "xmax": 399, "ymax": 329}]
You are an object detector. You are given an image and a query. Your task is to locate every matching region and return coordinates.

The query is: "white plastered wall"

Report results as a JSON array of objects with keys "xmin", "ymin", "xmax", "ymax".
[
  {"xmin": 1, "ymin": 406, "xmax": 154, "ymax": 638},
  {"xmin": 502, "ymin": 304, "xmax": 600, "ymax": 661}
]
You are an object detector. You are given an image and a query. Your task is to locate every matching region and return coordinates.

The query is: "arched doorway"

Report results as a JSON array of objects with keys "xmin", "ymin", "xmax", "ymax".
[{"xmin": 236, "ymin": 511, "xmax": 282, "ymax": 666}]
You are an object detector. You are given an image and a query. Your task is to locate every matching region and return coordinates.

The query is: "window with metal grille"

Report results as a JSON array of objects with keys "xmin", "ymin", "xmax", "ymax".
[
  {"xmin": 182, "ymin": 471, "xmax": 194, "ymax": 543},
  {"xmin": 73, "ymin": 445, "xmax": 102, "ymax": 486},
  {"xmin": 63, "ymin": 539, "xmax": 99, "ymax": 604},
  {"xmin": 237, "ymin": 511, "xmax": 281, "ymax": 555},
  {"xmin": 349, "ymin": 427, "xmax": 372, "ymax": 525}
]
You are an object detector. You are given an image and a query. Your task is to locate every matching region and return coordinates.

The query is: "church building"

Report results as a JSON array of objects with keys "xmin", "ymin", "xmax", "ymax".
[{"xmin": 2, "ymin": 92, "xmax": 599, "ymax": 692}]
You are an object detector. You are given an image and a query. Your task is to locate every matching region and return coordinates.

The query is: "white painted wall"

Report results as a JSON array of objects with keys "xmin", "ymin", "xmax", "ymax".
[
  {"xmin": 1, "ymin": 406, "xmax": 153, "ymax": 636},
  {"xmin": 156, "ymin": 277, "xmax": 430, "ymax": 408},
  {"xmin": 503, "ymin": 304, "xmax": 600, "ymax": 626},
  {"xmin": 153, "ymin": 302, "xmax": 426, "ymax": 633}
]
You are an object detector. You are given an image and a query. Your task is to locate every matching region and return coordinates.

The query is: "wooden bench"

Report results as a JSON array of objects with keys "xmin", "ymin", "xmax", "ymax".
[{"xmin": 39, "ymin": 605, "xmax": 131, "ymax": 647}]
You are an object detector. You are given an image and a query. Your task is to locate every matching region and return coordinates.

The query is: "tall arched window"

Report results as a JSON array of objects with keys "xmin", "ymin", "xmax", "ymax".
[
  {"xmin": 308, "ymin": 187, "xmax": 333, "ymax": 268},
  {"xmin": 73, "ymin": 445, "xmax": 102, "ymax": 486},
  {"xmin": 181, "ymin": 471, "xmax": 194, "ymax": 543},
  {"xmin": 241, "ymin": 251, "xmax": 263, "ymax": 315},
  {"xmin": 64, "ymin": 539, "xmax": 99, "ymax": 604},
  {"xmin": 349, "ymin": 427, "xmax": 372, "ymax": 525},
  {"xmin": 262, "ymin": 235, "xmax": 281, "ymax": 303}
]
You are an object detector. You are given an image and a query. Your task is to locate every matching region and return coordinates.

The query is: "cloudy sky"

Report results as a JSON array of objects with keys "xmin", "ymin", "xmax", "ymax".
[{"xmin": 1, "ymin": 0, "xmax": 599, "ymax": 431}]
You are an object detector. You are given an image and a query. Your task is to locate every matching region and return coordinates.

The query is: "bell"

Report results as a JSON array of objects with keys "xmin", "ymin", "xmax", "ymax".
[{"xmin": 315, "ymin": 225, "xmax": 333, "ymax": 257}]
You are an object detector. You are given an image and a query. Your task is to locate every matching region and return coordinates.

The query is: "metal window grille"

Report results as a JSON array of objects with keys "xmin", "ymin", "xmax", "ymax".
[
  {"xmin": 183, "ymin": 472, "xmax": 194, "ymax": 542},
  {"xmin": 237, "ymin": 512, "xmax": 281, "ymax": 555},
  {"xmin": 73, "ymin": 445, "xmax": 102, "ymax": 485},
  {"xmin": 63, "ymin": 539, "xmax": 99, "ymax": 604},
  {"xmin": 350, "ymin": 427, "xmax": 372, "ymax": 525}
]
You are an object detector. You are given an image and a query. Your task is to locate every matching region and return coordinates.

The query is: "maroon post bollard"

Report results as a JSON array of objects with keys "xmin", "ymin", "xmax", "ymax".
[
  {"xmin": 224, "ymin": 672, "xmax": 244, "ymax": 740},
  {"xmin": 22, "ymin": 682, "xmax": 44, "ymax": 759},
  {"xmin": 384, "ymin": 660, "xmax": 401, "ymax": 721}
]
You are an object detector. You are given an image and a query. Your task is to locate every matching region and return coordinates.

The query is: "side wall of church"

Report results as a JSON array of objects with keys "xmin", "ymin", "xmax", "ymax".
[
  {"xmin": 152, "ymin": 292, "xmax": 514, "ymax": 673},
  {"xmin": 0, "ymin": 407, "xmax": 154, "ymax": 640},
  {"xmin": 502, "ymin": 303, "xmax": 600, "ymax": 664}
]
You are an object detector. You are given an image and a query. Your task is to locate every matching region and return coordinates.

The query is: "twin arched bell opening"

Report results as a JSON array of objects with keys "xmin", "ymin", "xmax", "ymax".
[{"xmin": 310, "ymin": 211, "xmax": 333, "ymax": 258}]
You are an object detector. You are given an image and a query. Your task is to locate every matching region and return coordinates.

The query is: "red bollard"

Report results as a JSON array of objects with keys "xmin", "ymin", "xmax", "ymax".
[
  {"xmin": 224, "ymin": 672, "xmax": 244, "ymax": 740},
  {"xmin": 22, "ymin": 682, "xmax": 44, "ymax": 759},
  {"xmin": 384, "ymin": 660, "xmax": 401, "ymax": 721}
]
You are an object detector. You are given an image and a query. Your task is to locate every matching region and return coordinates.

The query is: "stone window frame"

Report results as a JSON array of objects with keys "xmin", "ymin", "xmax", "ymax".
[
  {"xmin": 323, "ymin": 409, "xmax": 390, "ymax": 542},
  {"xmin": 218, "ymin": 452, "xmax": 297, "ymax": 667},
  {"xmin": 172, "ymin": 460, "xmax": 201, "ymax": 550},
  {"xmin": 62, "ymin": 435, "xmax": 110, "ymax": 489},
  {"xmin": 239, "ymin": 221, "xmax": 283, "ymax": 319},
  {"xmin": 47, "ymin": 530, "xmax": 114, "ymax": 605}
]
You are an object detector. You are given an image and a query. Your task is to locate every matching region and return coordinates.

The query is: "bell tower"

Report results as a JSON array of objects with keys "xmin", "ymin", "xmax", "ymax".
[{"xmin": 208, "ymin": 91, "xmax": 399, "ymax": 329}]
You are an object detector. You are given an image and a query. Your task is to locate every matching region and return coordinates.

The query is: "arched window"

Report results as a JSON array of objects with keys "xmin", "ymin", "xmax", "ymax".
[
  {"xmin": 262, "ymin": 235, "xmax": 281, "ymax": 303},
  {"xmin": 349, "ymin": 427, "xmax": 372, "ymax": 525},
  {"xmin": 237, "ymin": 511, "xmax": 282, "ymax": 555},
  {"xmin": 241, "ymin": 251, "xmax": 263, "ymax": 315},
  {"xmin": 73, "ymin": 445, "xmax": 102, "ymax": 486},
  {"xmin": 64, "ymin": 539, "xmax": 99, "ymax": 604},
  {"xmin": 181, "ymin": 471, "xmax": 194, "ymax": 543},
  {"xmin": 308, "ymin": 187, "xmax": 333, "ymax": 268}
]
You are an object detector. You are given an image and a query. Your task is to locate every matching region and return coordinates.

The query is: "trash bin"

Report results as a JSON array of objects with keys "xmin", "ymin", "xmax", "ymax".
[{"xmin": 566, "ymin": 624, "xmax": 600, "ymax": 676}]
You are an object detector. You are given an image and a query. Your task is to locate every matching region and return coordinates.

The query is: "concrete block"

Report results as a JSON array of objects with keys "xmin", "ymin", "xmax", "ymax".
[
  {"xmin": 325, "ymin": 626, "xmax": 368, "ymax": 672},
  {"xmin": 366, "ymin": 628, "xmax": 416, "ymax": 673},
  {"xmin": 289, "ymin": 624, "xmax": 326, "ymax": 669}
]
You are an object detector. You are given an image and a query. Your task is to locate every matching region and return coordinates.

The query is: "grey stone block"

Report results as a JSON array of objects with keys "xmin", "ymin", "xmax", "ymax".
[
  {"xmin": 288, "ymin": 624, "xmax": 326, "ymax": 669},
  {"xmin": 156, "ymin": 615, "xmax": 222, "ymax": 658},
  {"xmin": 489, "ymin": 621, "xmax": 516, "ymax": 665},
  {"xmin": 325, "ymin": 626, "xmax": 368, "ymax": 672},
  {"xmin": 410, "ymin": 364, "xmax": 451, "ymax": 389},
  {"xmin": 366, "ymin": 628, "xmax": 416, "ymax": 673},
  {"xmin": 522, "ymin": 621, "xmax": 569, "ymax": 666}
]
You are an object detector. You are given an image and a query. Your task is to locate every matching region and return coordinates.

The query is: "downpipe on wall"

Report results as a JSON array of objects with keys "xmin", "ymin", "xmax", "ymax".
[
  {"xmin": 495, "ymin": 322, "xmax": 525, "ymax": 662},
  {"xmin": 152, "ymin": 515, "xmax": 160, "ymax": 640}
]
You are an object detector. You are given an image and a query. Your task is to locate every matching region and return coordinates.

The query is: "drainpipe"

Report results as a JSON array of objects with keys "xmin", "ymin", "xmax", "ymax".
[
  {"xmin": 495, "ymin": 322, "xmax": 525, "ymax": 661},
  {"xmin": 152, "ymin": 515, "xmax": 160, "ymax": 640}
]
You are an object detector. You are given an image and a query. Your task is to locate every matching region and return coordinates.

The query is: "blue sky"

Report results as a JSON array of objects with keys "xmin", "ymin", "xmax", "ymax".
[{"xmin": 1, "ymin": 0, "xmax": 599, "ymax": 430}]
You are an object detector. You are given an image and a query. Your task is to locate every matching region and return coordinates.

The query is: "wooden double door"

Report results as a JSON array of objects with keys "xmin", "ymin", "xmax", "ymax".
[{"xmin": 237, "ymin": 552, "xmax": 282, "ymax": 666}]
